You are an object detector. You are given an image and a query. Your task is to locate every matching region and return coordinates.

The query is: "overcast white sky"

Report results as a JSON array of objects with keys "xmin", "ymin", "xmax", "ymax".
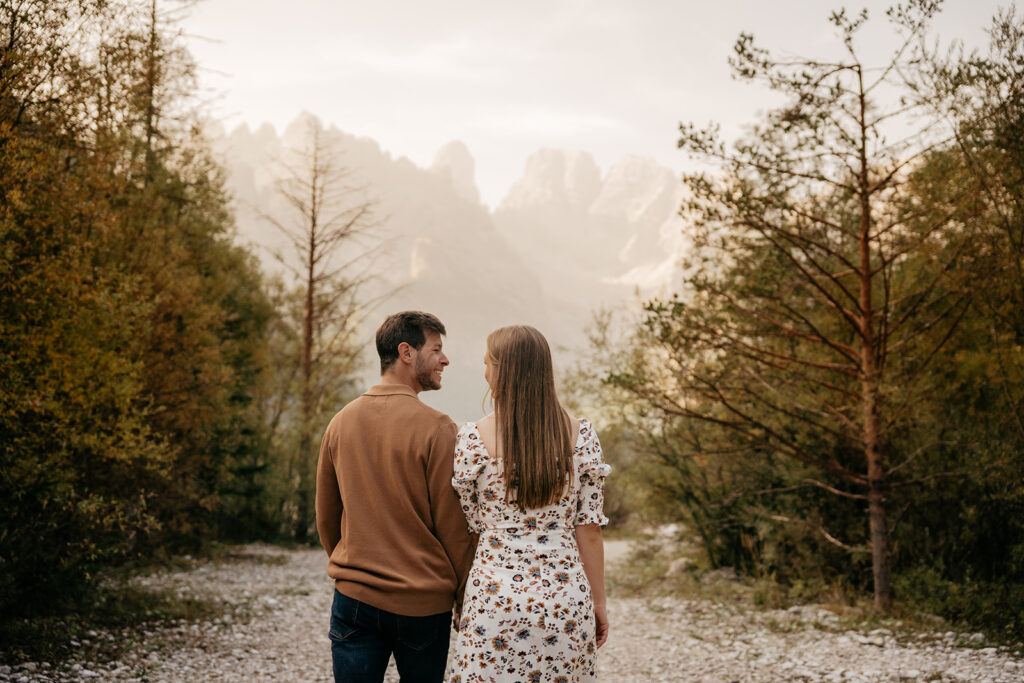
[{"xmin": 183, "ymin": 0, "xmax": 1007, "ymax": 207}]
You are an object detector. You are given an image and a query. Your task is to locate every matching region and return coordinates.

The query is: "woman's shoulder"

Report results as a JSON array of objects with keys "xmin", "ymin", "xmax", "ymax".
[
  {"xmin": 456, "ymin": 421, "xmax": 482, "ymax": 446},
  {"xmin": 457, "ymin": 414, "xmax": 495, "ymax": 450},
  {"xmin": 475, "ymin": 413, "xmax": 498, "ymax": 435}
]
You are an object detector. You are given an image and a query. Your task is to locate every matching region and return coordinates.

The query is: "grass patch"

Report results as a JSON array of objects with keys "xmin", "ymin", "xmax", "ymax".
[
  {"xmin": 606, "ymin": 536, "xmax": 677, "ymax": 597},
  {"xmin": 605, "ymin": 532, "xmax": 1024, "ymax": 656},
  {"xmin": 215, "ymin": 549, "xmax": 289, "ymax": 566},
  {"xmin": 122, "ymin": 541, "xmax": 291, "ymax": 578},
  {"xmin": 607, "ymin": 534, "xmax": 758, "ymax": 606}
]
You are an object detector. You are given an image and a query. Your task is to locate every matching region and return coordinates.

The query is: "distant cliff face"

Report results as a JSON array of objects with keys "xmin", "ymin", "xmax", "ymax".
[
  {"xmin": 431, "ymin": 141, "xmax": 479, "ymax": 205},
  {"xmin": 500, "ymin": 149, "xmax": 602, "ymax": 210},
  {"xmin": 209, "ymin": 114, "xmax": 687, "ymax": 421},
  {"xmin": 494, "ymin": 149, "xmax": 690, "ymax": 326}
]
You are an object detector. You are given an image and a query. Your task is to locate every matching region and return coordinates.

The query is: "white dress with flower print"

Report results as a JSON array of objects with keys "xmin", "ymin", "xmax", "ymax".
[{"xmin": 449, "ymin": 419, "xmax": 611, "ymax": 683}]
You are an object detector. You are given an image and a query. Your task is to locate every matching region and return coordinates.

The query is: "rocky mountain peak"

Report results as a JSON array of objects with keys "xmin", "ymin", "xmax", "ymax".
[
  {"xmin": 431, "ymin": 140, "xmax": 480, "ymax": 204},
  {"xmin": 590, "ymin": 155, "xmax": 678, "ymax": 223},
  {"xmin": 499, "ymin": 149, "xmax": 601, "ymax": 210}
]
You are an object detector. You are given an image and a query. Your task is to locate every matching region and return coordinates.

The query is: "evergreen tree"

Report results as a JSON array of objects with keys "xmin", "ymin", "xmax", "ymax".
[
  {"xmin": 0, "ymin": 0, "xmax": 275, "ymax": 611},
  {"xmin": 611, "ymin": 1, "xmax": 975, "ymax": 610}
]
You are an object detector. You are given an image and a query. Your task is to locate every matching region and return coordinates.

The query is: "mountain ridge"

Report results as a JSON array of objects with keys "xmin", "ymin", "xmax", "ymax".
[{"xmin": 208, "ymin": 113, "xmax": 688, "ymax": 420}]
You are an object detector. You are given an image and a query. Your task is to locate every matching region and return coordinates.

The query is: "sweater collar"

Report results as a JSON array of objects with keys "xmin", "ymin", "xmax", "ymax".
[{"xmin": 365, "ymin": 383, "xmax": 419, "ymax": 398}]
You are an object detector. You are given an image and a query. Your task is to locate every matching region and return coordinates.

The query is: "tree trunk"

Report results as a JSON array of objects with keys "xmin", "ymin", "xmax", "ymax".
[
  {"xmin": 857, "ymin": 66, "xmax": 892, "ymax": 611},
  {"xmin": 861, "ymin": 341, "xmax": 892, "ymax": 610},
  {"xmin": 865, "ymin": 409, "xmax": 892, "ymax": 611},
  {"xmin": 143, "ymin": 0, "xmax": 157, "ymax": 185},
  {"xmin": 860, "ymin": 287, "xmax": 894, "ymax": 610},
  {"xmin": 295, "ymin": 200, "xmax": 316, "ymax": 541}
]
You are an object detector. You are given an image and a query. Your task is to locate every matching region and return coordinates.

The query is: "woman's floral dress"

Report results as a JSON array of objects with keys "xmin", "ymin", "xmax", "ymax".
[{"xmin": 449, "ymin": 419, "xmax": 611, "ymax": 683}]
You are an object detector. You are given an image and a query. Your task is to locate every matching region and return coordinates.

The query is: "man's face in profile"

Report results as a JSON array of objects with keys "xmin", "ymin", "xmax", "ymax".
[{"xmin": 413, "ymin": 332, "xmax": 449, "ymax": 391}]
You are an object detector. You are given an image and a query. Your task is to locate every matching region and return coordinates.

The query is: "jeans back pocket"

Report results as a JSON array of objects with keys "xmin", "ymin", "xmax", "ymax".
[
  {"xmin": 396, "ymin": 611, "xmax": 448, "ymax": 651},
  {"xmin": 329, "ymin": 591, "xmax": 361, "ymax": 641}
]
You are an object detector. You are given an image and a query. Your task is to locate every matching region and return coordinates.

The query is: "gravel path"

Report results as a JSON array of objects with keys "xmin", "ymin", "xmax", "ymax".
[{"xmin": 1, "ymin": 544, "xmax": 1021, "ymax": 682}]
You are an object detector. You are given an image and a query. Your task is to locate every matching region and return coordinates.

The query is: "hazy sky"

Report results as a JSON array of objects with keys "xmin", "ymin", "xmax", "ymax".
[{"xmin": 183, "ymin": 1, "xmax": 1006, "ymax": 207}]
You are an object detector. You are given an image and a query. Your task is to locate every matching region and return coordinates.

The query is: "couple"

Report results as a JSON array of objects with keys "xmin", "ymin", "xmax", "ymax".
[{"xmin": 316, "ymin": 311, "xmax": 611, "ymax": 683}]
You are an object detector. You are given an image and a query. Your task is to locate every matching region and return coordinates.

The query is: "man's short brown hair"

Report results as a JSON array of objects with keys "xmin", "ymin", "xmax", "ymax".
[{"xmin": 375, "ymin": 311, "xmax": 446, "ymax": 373}]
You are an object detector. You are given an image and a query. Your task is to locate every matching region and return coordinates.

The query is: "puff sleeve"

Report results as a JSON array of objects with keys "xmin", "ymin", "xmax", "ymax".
[
  {"xmin": 574, "ymin": 419, "xmax": 612, "ymax": 526},
  {"xmin": 452, "ymin": 423, "xmax": 485, "ymax": 533}
]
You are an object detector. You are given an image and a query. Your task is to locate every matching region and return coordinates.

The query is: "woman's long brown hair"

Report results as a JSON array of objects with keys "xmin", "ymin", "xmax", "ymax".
[{"xmin": 487, "ymin": 325, "xmax": 573, "ymax": 509}]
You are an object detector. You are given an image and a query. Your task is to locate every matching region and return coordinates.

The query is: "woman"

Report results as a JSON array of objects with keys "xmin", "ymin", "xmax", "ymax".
[{"xmin": 450, "ymin": 325, "xmax": 610, "ymax": 682}]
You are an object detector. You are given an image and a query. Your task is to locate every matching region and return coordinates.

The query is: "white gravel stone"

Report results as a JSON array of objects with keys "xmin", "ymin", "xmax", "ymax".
[{"xmin": 4, "ymin": 544, "xmax": 1022, "ymax": 681}]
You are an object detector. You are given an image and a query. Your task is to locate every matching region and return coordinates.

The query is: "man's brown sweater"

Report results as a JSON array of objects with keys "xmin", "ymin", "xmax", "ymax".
[{"xmin": 315, "ymin": 384, "xmax": 475, "ymax": 616}]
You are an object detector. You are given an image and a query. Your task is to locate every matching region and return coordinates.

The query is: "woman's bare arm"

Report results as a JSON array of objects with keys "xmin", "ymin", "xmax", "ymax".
[{"xmin": 575, "ymin": 523, "xmax": 609, "ymax": 647}]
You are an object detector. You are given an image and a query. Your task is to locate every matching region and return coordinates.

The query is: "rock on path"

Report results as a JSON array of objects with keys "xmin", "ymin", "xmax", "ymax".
[{"xmin": 1, "ymin": 544, "xmax": 1021, "ymax": 682}]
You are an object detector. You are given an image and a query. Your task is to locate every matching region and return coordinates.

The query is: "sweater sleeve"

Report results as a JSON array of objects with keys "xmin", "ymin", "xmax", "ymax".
[
  {"xmin": 315, "ymin": 427, "xmax": 343, "ymax": 557},
  {"xmin": 427, "ymin": 418, "xmax": 476, "ymax": 609}
]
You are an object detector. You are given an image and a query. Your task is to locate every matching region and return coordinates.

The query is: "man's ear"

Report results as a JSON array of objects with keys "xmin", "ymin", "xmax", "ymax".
[{"xmin": 397, "ymin": 341, "xmax": 415, "ymax": 365}]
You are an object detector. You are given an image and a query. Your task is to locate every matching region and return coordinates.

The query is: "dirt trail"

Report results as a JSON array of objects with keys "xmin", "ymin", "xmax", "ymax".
[{"xmin": 1, "ymin": 545, "xmax": 1021, "ymax": 682}]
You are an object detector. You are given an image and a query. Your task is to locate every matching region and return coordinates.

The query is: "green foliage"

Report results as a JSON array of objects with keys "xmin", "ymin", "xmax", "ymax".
[
  {"xmin": 0, "ymin": 0, "xmax": 279, "ymax": 614},
  {"xmin": 246, "ymin": 279, "xmax": 363, "ymax": 542},
  {"xmin": 560, "ymin": 338, "xmax": 635, "ymax": 530},
  {"xmin": 895, "ymin": 568, "xmax": 1024, "ymax": 644},
  {"xmin": 0, "ymin": 128, "xmax": 169, "ymax": 613},
  {"xmin": 582, "ymin": 4, "xmax": 1024, "ymax": 641}
]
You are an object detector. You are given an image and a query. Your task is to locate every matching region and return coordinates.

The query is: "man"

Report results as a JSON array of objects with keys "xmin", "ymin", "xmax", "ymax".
[{"xmin": 316, "ymin": 311, "xmax": 475, "ymax": 682}]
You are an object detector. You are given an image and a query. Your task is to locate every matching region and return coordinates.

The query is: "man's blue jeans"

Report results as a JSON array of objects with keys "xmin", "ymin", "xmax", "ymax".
[{"xmin": 329, "ymin": 589, "xmax": 451, "ymax": 683}]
